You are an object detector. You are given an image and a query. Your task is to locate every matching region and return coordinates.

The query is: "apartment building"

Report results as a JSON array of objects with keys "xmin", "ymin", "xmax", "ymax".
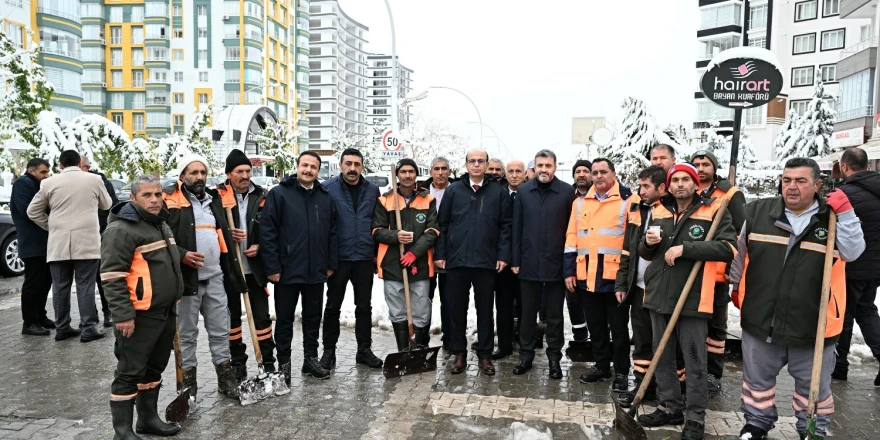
[
  {"xmin": 695, "ymin": 0, "xmax": 869, "ymax": 160},
  {"xmin": 833, "ymin": 0, "xmax": 879, "ymax": 152},
  {"xmin": 366, "ymin": 53, "xmax": 413, "ymax": 140},
  {"xmin": 307, "ymin": 0, "xmax": 369, "ymax": 151}
]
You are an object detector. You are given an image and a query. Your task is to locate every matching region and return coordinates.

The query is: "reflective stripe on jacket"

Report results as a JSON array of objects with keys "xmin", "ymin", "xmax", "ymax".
[
  {"xmin": 371, "ymin": 188, "xmax": 439, "ymax": 282},
  {"xmin": 703, "ymin": 180, "xmax": 746, "ymax": 283}
]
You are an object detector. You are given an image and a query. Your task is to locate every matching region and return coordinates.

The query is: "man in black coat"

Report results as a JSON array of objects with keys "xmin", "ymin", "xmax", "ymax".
[
  {"xmin": 833, "ymin": 147, "xmax": 880, "ymax": 386},
  {"xmin": 261, "ymin": 151, "xmax": 338, "ymax": 384},
  {"xmin": 11, "ymin": 158, "xmax": 54, "ymax": 336},
  {"xmin": 511, "ymin": 150, "xmax": 575, "ymax": 379},
  {"xmin": 435, "ymin": 149, "xmax": 512, "ymax": 376},
  {"xmin": 80, "ymin": 156, "xmax": 120, "ymax": 328}
]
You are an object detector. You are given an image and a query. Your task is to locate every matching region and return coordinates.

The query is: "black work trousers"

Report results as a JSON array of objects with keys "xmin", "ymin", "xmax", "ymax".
[
  {"xmin": 427, "ymin": 272, "xmax": 449, "ymax": 346},
  {"xmin": 582, "ymin": 289, "xmax": 630, "ymax": 374},
  {"xmin": 111, "ymin": 312, "xmax": 174, "ymax": 399},
  {"xmin": 520, "ymin": 280, "xmax": 566, "ymax": 360},
  {"xmin": 274, "ymin": 283, "xmax": 324, "ymax": 362},
  {"xmin": 707, "ymin": 284, "xmax": 729, "ymax": 378},
  {"xmin": 229, "ymin": 274, "xmax": 276, "ymax": 367},
  {"xmin": 631, "ymin": 287, "xmax": 654, "ymax": 382},
  {"xmin": 836, "ymin": 277, "xmax": 880, "ymax": 373},
  {"xmin": 494, "ymin": 266, "xmax": 521, "ymax": 352},
  {"xmin": 21, "ymin": 256, "xmax": 52, "ymax": 326},
  {"xmin": 566, "ymin": 289, "xmax": 589, "ymax": 340},
  {"xmin": 323, "ymin": 260, "xmax": 374, "ymax": 349},
  {"xmin": 96, "ymin": 265, "xmax": 110, "ymax": 319},
  {"xmin": 448, "ymin": 268, "xmax": 496, "ymax": 360}
]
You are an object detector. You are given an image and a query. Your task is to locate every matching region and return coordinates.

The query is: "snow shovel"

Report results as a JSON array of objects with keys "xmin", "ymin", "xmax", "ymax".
[
  {"xmin": 165, "ymin": 317, "xmax": 194, "ymax": 423},
  {"xmin": 614, "ymin": 198, "xmax": 730, "ymax": 440},
  {"xmin": 565, "ymin": 339, "xmax": 594, "ymax": 363},
  {"xmin": 223, "ymin": 207, "xmax": 290, "ymax": 405},
  {"xmin": 806, "ymin": 213, "xmax": 837, "ymax": 439},
  {"xmin": 382, "ymin": 162, "xmax": 441, "ymax": 379}
]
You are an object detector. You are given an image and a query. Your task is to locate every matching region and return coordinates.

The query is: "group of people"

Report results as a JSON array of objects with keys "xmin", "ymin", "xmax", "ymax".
[{"xmin": 11, "ymin": 141, "xmax": 880, "ymax": 440}]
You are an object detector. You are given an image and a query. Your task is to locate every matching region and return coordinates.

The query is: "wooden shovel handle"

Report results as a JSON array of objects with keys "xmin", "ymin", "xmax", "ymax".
[
  {"xmin": 174, "ymin": 316, "xmax": 184, "ymax": 392},
  {"xmin": 225, "ymin": 207, "xmax": 264, "ymax": 367},
  {"xmin": 632, "ymin": 198, "xmax": 730, "ymax": 407},
  {"xmin": 807, "ymin": 213, "xmax": 837, "ymax": 419}
]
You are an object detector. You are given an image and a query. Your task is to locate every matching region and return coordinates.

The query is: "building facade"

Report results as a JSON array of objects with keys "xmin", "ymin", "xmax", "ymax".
[
  {"xmin": 366, "ymin": 53, "xmax": 413, "ymax": 141},
  {"xmin": 307, "ymin": 0, "xmax": 368, "ymax": 151},
  {"xmin": 834, "ymin": 0, "xmax": 879, "ymax": 149},
  {"xmin": 695, "ymin": 0, "xmax": 870, "ymax": 160}
]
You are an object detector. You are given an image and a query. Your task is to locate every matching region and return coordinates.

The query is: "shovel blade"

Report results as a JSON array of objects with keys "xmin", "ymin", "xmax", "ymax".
[
  {"xmin": 382, "ymin": 346, "xmax": 442, "ymax": 379},
  {"xmin": 613, "ymin": 398, "xmax": 647, "ymax": 440},
  {"xmin": 565, "ymin": 340, "xmax": 594, "ymax": 363},
  {"xmin": 164, "ymin": 388, "xmax": 194, "ymax": 423}
]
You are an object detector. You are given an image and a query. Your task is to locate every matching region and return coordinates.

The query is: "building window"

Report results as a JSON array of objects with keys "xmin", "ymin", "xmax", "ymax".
[
  {"xmin": 111, "ymin": 49, "xmax": 122, "ymax": 66},
  {"xmin": 110, "ymin": 7, "xmax": 123, "ymax": 22},
  {"xmin": 173, "ymin": 5, "xmax": 182, "ymax": 17},
  {"xmin": 225, "ymin": 69, "xmax": 240, "ymax": 82},
  {"xmin": 131, "ymin": 6, "xmax": 144, "ymax": 22},
  {"xmin": 173, "ymin": 93, "xmax": 184, "ymax": 104},
  {"xmin": 860, "ymin": 25, "xmax": 873, "ymax": 42},
  {"xmin": 199, "ymin": 72, "xmax": 209, "ymax": 82},
  {"xmin": 198, "ymin": 27, "xmax": 208, "ymax": 38},
  {"xmin": 132, "ymin": 70, "xmax": 144, "ymax": 87},
  {"xmin": 198, "ymin": 50, "xmax": 207, "ymax": 61},
  {"xmin": 110, "ymin": 27, "xmax": 122, "ymax": 44},
  {"xmin": 111, "ymin": 70, "xmax": 122, "ymax": 88},
  {"xmin": 173, "ymin": 28, "xmax": 183, "ymax": 39},
  {"xmin": 791, "ymin": 100, "xmax": 812, "ymax": 117},
  {"xmin": 133, "ymin": 114, "xmax": 145, "ymax": 131},
  {"xmin": 748, "ymin": 37, "xmax": 767, "ymax": 48},
  {"xmin": 172, "ymin": 49, "xmax": 183, "ymax": 61},
  {"xmin": 793, "ymin": 33, "xmax": 816, "ymax": 54},
  {"xmin": 749, "ymin": 4, "xmax": 768, "ymax": 30},
  {"xmin": 197, "ymin": 5, "xmax": 207, "ymax": 16},
  {"xmin": 131, "ymin": 26, "xmax": 144, "ymax": 44},
  {"xmin": 699, "ymin": 4, "xmax": 742, "ymax": 29},
  {"xmin": 838, "ymin": 69, "xmax": 874, "ymax": 121},
  {"xmin": 820, "ymin": 64, "xmax": 837, "ymax": 82},
  {"xmin": 792, "ymin": 66, "xmax": 815, "ymax": 87},
  {"xmin": 226, "ymin": 47, "xmax": 240, "ymax": 60},
  {"xmin": 133, "ymin": 93, "xmax": 145, "ymax": 109},
  {"xmin": 823, "ymin": 0, "xmax": 839, "ymax": 16},
  {"xmin": 110, "ymin": 93, "xmax": 124, "ymax": 109},
  {"xmin": 132, "ymin": 48, "xmax": 144, "ymax": 66},
  {"xmin": 174, "ymin": 72, "xmax": 184, "ymax": 82},
  {"xmin": 198, "ymin": 93, "xmax": 209, "ymax": 104},
  {"xmin": 174, "ymin": 115, "xmax": 184, "ymax": 126},
  {"xmin": 743, "ymin": 107, "xmax": 764, "ymax": 125},
  {"xmin": 795, "ymin": 0, "xmax": 818, "ymax": 21},
  {"xmin": 113, "ymin": 113, "xmax": 123, "ymax": 126},
  {"xmin": 821, "ymin": 29, "xmax": 845, "ymax": 51}
]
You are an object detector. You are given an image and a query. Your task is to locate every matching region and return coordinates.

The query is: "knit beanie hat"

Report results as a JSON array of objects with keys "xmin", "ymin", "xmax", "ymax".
[
  {"xmin": 572, "ymin": 159, "xmax": 592, "ymax": 177},
  {"xmin": 177, "ymin": 154, "xmax": 210, "ymax": 177},
  {"xmin": 667, "ymin": 163, "xmax": 700, "ymax": 188},
  {"xmin": 225, "ymin": 149, "xmax": 251, "ymax": 173},
  {"xmin": 396, "ymin": 158, "xmax": 419, "ymax": 176},
  {"xmin": 691, "ymin": 150, "xmax": 719, "ymax": 172}
]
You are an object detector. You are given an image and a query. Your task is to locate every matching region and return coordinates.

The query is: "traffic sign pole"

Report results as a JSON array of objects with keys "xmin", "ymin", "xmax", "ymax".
[{"xmin": 729, "ymin": 109, "xmax": 742, "ymax": 185}]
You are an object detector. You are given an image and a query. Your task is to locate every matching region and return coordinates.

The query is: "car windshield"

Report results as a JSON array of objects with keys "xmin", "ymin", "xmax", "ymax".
[
  {"xmin": 366, "ymin": 176, "xmax": 389, "ymax": 187},
  {"xmin": 319, "ymin": 162, "xmax": 330, "ymax": 180}
]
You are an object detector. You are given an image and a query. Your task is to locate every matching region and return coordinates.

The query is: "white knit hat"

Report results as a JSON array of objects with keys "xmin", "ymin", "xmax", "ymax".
[{"xmin": 176, "ymin": 153, "xmax": 210, "ymax": 177}]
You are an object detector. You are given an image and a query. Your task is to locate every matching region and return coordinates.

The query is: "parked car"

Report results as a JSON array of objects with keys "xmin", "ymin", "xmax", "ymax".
[
  {"xmin": 0, "ymin": 212, "xmax": 23, "ymax": 277},
  {"xmin": 365, "ymin": 173, "xmax": 392, "ymax": 194},
  {"xmin": 107, "ymin": 179, "xmax": 126, "ymax": 194},
  {"xmin": 251, "ymin": 176, "xmax": 279, "ymax": 190},
  {"xmin": 116, "ymin": 178, "xmax": 175, "ymax": 201}
]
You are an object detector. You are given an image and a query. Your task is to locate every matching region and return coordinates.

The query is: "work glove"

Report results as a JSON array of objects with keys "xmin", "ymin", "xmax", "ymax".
[
  {"xmin": 400, "ymin": 251, "xmax": 417, "ymax": 267},
  {"xmin": 826, "ymin": 189, "xmax": 853, "ymax": 214},
  {"xmin": 731, "ymin": 290, "xmax": 741, "ymax": 309}
]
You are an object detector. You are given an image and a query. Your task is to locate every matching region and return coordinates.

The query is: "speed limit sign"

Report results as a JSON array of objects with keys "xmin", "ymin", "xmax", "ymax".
[{"xmin": 381, "ymin": 129, "xmax": 404, "ymax": 158}]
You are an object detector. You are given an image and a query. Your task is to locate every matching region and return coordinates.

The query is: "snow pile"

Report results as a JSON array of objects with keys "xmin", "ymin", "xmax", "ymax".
[
  {"xmin": 509, "ymin": 422, "xmax": 552, "ymax": 440},
  {"xmin": 740, "ymin": 433, "xmax": 753, "ymax": 440},
  {"xmin": 451, "ymin": 419, "xmax": 491, "ymax": 436},
  {"xmin": 579, "ymin": 424, "xmax": 608, "ymax": 440},
  {"xmin": 705, "ymin": 46, "xmax": 782, "ymax": 72}
]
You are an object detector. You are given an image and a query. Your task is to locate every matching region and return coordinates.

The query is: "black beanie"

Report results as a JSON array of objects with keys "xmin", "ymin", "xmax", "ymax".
[
  {"xmin": 396, "ymin": 158, "xmax": 419, "ymax": 176},
  {"xmin": 572, "ymin": 159, "xmax": 592, "ymax": 177},
  {"xmin": 225, "ymin": 149, "xmax": 251, "ymax": 173}
]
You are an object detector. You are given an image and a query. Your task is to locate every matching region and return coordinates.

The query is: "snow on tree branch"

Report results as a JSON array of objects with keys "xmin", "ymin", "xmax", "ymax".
[{"xmin": 773, "ymin": 72, "xmax": 836, "ymax": 162}]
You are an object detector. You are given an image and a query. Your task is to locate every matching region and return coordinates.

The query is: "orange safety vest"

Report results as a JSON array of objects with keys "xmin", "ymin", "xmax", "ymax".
[
  {"xmin": 704, "ymin": 184, "xmax": 741, "ymax": 283},
  {"xmin": 564, "ymin": 180, "xmax": 638, "ymax": 291}
]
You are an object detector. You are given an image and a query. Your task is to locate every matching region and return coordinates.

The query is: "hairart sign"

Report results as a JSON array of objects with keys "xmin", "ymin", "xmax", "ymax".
[{"xmin": 700, "ymin": 47, "xmax": 783, "ymax": 109}]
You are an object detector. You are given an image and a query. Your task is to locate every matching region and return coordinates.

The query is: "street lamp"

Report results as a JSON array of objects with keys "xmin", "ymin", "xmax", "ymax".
[
  {"xmin": 383, "ymin": 0, "xmax": 399, "ymax": 133},
  {"xmin": 225, "ymin": 84, "xmax": 281, "ymax": 154},
  {"xmin": 403, "ymin": 86, "xmax": 483, "ymax": 149},
  {"xmin": 467, "ymin": 121, "xmax": 509, "ymax": 158}
]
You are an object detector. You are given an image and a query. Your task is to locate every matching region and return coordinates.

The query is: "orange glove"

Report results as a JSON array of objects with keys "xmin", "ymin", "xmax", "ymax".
[{"xmin": 732, "ymin": 290, "xmax": 741, "ymax": 309}]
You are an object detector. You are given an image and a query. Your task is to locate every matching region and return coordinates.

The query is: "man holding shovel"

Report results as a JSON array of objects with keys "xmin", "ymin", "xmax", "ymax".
[
  {"xmin": 372, "ymin": 158, "xmax": 439, "ymax": 350},
  {"xmin": 731, "ymin": 158, "xmax": 865, "ymax": 440},
  {"xmin": 102, "ymin": 175, "xmax": 184, "ymax": 438},
  {"xmin": 637, "ymin": 163, "xmax": 737, "ymax": 440}
]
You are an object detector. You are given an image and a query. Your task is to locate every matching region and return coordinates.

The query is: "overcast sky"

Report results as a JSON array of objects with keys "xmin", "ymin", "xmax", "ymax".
[{"xmin": 338, "ymin": 0, "xmax": 698, "ymax": 163}]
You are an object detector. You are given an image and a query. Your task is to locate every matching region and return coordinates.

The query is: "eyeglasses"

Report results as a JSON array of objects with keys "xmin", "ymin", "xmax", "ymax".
[{"xmin": 467, "ymin": 159, "xmax": 486, "ymax": 165}]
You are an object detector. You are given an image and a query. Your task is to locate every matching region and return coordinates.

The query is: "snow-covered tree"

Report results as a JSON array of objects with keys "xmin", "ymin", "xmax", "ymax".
[
  {"xmin": 399, "ymin": 115, "xmax": 470, "ymax": 175},
  {"xmin": 256, "ymin": 121, "xmax": 300, "ymax": 176},
  {"xmin": 331, "ymin": 128, "xmax": 384, "ymax": 174},
  {"xmin": 0, "ymin": 27, "xmax": 53, "ymax": 147},
  {"xmin": 774, "ymin": 73, "xmax": 836, "ymax": 161},
  {"xmin": 155, "ymin": 104, "xmax": 219, "ymax": 174}
]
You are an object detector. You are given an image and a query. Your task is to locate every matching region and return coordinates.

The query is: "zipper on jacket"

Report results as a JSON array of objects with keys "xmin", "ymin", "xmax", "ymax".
[
  {"xmin": 315, "ymin": 205, "xmax": 320, "ymax": 224},
  {"xmin": 479, "ymin": 196, "xmax": 484, "ymax": 214}
]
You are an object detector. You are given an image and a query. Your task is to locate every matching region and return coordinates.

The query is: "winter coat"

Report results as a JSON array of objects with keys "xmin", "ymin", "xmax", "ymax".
[
  {"xmin": 322, "ymin": 176, "xmax": 380, "ymax": 261},
  {"xmin": 614, "ymin": 199, "xmax": 654, "ymax": 303},
  {"xmin": 10, "ymin": 172, "xmax": 48, "ymax": 259},
  {"xmin": 372, "ymin": 188, "xmax": 439, "ymax": 282},
  {"xmin": 260, "ymin": 176, "xmax": 338, "ymax": 285},
  {"xmin": 217, "ymin": 181, "xmax": 269, "ymax": 286},
  {"xmin": 638, "ymin": 194, "xmax": 737, "ymax": 319},
  {"xmin": 100, "ymin": 202, "xmax": 184, "ymax": 322},
  {"xmin": 512, "ymin": 177, "xmax": 576, "ymax": 282},
  {"xmin": 95, "ymin": 171, "xmax": 121, "ymax": 233},
  {"xmin": 163, "ymin": 181, "xmax": 247, "ymax": 296},
  {"xmin": 838, "ymin": 171, "xmax": 880, "ymax": 280},
  {"xmin": 27, "ymin": 167, "xmax": 113, "ymax": 262},
  {"xmin": 435, "ymin": 174, "xmax": 512, "ymax": 271}
]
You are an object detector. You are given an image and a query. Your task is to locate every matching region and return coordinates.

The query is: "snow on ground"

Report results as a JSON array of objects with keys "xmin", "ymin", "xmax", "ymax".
[{"xmin": 509, "ymin": 422, "xmax": 553, "ymax": 440}]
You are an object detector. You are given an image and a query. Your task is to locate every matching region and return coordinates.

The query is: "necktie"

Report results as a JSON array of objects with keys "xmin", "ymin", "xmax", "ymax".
[
  {"xmin": 511, "ymin": 191, "xmax": 517, "ymax": 201},
  {"xmin": 473, "ymin": 184, "xmax": 481, "ymax": 191}
]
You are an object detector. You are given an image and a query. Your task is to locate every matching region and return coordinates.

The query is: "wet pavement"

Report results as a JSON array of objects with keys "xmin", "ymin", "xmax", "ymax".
[{"xmin": 0, "ymin": 277, "xmax": 878, "ymax": 439}]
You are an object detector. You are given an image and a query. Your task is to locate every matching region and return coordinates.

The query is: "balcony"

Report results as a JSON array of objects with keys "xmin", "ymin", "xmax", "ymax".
[
  {"xmin": 146, "ymin": 34, "xmax": 169, "ymax": 40},
  {"xmin": 5, "ymin": 0, "xmax": 23, "ymax": 8},
  {"xmin": 41, "ymin": 46, "xmax": 80, "ymax": 60},
  {"xmin": 841, "ymin": 37, "xmax": 878, "ymax": 60},
  {"xmin": 838, "ymin": 105, "xmax": 874, "ymax": 122},
  {"xmin": 147, "ymin": 97, "xmax": 169, "ymax": 105},
  {"xmin": 37, "ymin": 7, "xmax": 79, "ymax": 22},
  {"xmin": 841, "ymin": 0, "xmax": 878, "ymax": 19},
  {"xmin": 146, "ymin": 77, "xmax": 168, "ymax": 84},
  {"xmin": 84, "ymin": 99, "xmax": 104, "ymax": 106}
]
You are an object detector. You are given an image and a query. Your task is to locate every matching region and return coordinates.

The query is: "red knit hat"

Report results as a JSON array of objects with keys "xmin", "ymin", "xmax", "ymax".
[{"xmin": 667, "ymin": 163, "xmax": 699, "ymax": 188}]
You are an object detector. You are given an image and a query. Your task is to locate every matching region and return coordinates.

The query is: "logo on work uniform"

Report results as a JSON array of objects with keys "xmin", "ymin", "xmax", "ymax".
[
  {"xmin": 815, "ymin": 228, "xmax": 828, "ymax": 241},
  {"xmin": 416, "ymin": 213, "xmax": 427, "ymax": 224},
  {"xmin": 689, "ymin": 225, "xmax": 706, "ymax": 240}
]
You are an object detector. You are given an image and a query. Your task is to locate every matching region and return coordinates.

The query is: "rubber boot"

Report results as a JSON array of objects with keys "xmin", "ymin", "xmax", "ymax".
[
  {"xmin": 231, "ymin": 362, "xmax": 247, "ymax": 384},
  {"xmin": 279, "ymin": 361, "xmax": 291, "ymax": 386},
  {"xmin": 412, "ymin": 326, "xmax": 426, "ymax": 348},
  {"xmin": 181, "ymin": 367, "xmax": 197, "ymax": 402},
  {"xmin": 110, "ymin": 399, "xmax": 143, "ymax": 440},
  {"xmin": 215, "ymin": 361, "xmax": 241, "ymax": 399},
  {"xmin": 392, "ymin": 322, "xmax": 410, "ymax": 351},
  {"xmin": 135, "ymin": 385, "xmax": 181, "ymax": 436}
]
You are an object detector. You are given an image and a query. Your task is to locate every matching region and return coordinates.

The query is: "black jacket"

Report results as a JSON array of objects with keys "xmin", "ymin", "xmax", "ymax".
[
  {"xmin": 614, "ymin": 199, "xmax": 653, "ymax": 303},
  {"xmin": 218, "ymin": 181, "xmax": 269, "ymax": 286},
  {"xmin": 94, "ymin": 171, "xmax": 120, "ymax": 233},
  {"xmin": 512, "ymin": 177, "xmax": 576, "ymax": 282},
  {"xmin": 435, "ymin": 174, "xmax": 512, "ymax": 270},
  {"xmin": 163, "ymin": 181, "xmax": 246, "ymax": 296},
  {"xmin": 839, "ymin": 171, "xmax": 880, "ymax": 280},
  {"xmin": 10, "ymin": 172, "xmax": 48, "ymax": 259},
  {"xmin": 322, "ymin": 175, "xmax": 380, "ymax": 261},
  {"xmin": 260, "ymin": 176, "xmax": 338, "ymax": 285}
]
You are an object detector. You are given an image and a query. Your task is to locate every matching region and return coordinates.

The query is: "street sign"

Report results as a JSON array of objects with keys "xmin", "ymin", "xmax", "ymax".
[
  {"xmin": 380, "ymin": 129, "xmax": 404, "ymax": 159},
  {"xmin": 700, "ymin": 47, "xmax": 783, "ymax": 109}
]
